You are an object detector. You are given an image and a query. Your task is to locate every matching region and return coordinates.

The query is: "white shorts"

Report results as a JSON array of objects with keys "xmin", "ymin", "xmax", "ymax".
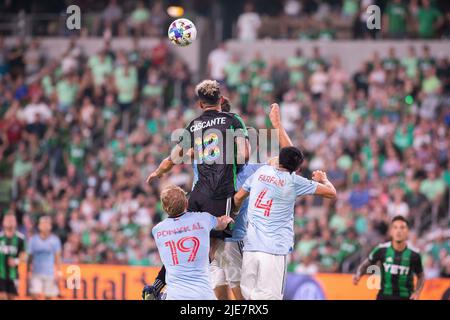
[
  {"xmin": 240, "ymin": 251, "xmax": 287, "ymax": 300},
  {"xmin": 30, "ymin": 274, "xmax": 59, "ymax": 297},
  {"xmin": 210, "ymin": 241, "xmax": 243, "ymax": 289}
]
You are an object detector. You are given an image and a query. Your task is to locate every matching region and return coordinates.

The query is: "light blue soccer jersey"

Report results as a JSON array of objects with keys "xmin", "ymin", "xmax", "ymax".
[
  {"xmin": 27, "ymin": 234, "xmax": 62, "ymax": 276},
  {"xmin": 152, "ymin": 211, "xmax": 218, "ymax": 300},
  {"xmin": 227, "ymin": 163, "xmax": 264, "ymax": 242},
  {"xmin": 242, "ymin": 165, "xmax": 318, "ymax": 255}
]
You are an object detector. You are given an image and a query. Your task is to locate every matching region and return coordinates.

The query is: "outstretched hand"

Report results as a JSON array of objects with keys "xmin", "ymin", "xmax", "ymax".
[
  {"xmin": 312, "ymin": 170, "xmax": 328, "ymax": 183},
  {"xmin": 216, "ymin": 216, "xmax": 234, "ymax": 231},
  {"xmin": 269, "ymin": 103, "xmax": 281, "ymax": 129},
  {"xmin": 146, "ymin": 171, "xmax": 162, "ymax": 185}
]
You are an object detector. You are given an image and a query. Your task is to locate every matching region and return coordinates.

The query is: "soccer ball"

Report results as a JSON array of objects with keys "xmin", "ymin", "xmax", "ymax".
[{"xmin": 168, "ymin": 18, "xmax": 197, "ymax": 47}]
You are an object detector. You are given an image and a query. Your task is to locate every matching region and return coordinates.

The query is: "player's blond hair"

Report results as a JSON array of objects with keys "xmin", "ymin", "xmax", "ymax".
[
  {"xmin": 195, "ymin": 80, "xmax": 221, "ymax": 105},
  {"xmin": 160, "ymin": 185, "xmax": 188, "ymax": 216}
]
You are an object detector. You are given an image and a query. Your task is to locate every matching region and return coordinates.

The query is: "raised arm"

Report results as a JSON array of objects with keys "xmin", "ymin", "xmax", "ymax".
[
  {"xmin": 269, "ymin": 103, "xmax": 293, "ymax": 148},
  {"xmin": 312, "ymin": 170, "xmax": 337, "ymax": 199},
  {"xmin": 146, "ymin": 156, "xmax": 175, "ymax": 185},
  {"xmin": 146, "ymin": 145, "xmax": 193, "ymax": 185},
  {"xmin": 236, "ymin": 136, "xmax": 250, "ymax": 164},
  {"xmin": 233, "ymin": 188, "xmax": 250, "ymax": 214}
]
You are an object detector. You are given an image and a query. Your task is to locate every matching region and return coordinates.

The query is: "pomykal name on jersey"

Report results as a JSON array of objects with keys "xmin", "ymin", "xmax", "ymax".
[{"xmin": 383, "ymin": 263, "xmax": 410, "ymax": 275}]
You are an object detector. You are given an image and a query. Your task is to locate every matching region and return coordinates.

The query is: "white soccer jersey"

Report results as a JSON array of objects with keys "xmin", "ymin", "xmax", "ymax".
[{"xmin": 242, "ymin": 165, "xmax": 318, "ymax": 255}]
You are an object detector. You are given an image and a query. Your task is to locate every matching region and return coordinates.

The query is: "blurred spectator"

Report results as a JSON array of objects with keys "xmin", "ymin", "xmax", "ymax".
[
  {"xmin": 0, "ymin": 33, "xmax": 449, "ymax": 278},
  {"xmin": 101, "ymin": 0, "xmax": 123, "ymax": 37},
  {"xmin": 207, "ymin": 42, "xmax": 230, "ymax": 82},
  {"xmin": 416, "ymin": 0, "xmax": 444, "ymax": 39},
  {"xmin": 237, "ymin": 2, "xmax": 261, "ymax": 41},
  {"xmin": 128, "ymin": 0, "xmax": 150, "ymax": 37},
  {"xmin": 383, "ymin": 0, "xmax": 408, "ymax": 39}
]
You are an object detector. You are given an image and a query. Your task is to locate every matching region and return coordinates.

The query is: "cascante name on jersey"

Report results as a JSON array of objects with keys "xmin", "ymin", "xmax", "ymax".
[
  {"xmin": 189, "ymin": 117, "xmax": 227, "ymax": 132},
  {"xmin": 383, "ymin": 263, "xmax": 410, "ymax": 275}
]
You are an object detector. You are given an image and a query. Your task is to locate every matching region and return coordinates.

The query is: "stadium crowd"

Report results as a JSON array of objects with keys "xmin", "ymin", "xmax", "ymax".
[
  {"xmin": 0, "ymin": 0, "xmax": 449, "ymax": 40},
  {"xmin": 0, "ymin": 34, "xmax": 449, "ymax": 279}
]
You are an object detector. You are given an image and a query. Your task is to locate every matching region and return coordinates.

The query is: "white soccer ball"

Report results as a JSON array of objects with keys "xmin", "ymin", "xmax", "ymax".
[{"xmin": 168, "ymin": 18, "xmax": 197, "ymax": 47}]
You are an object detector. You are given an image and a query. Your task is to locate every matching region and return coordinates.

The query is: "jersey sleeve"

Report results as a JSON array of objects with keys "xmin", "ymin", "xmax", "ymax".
[
  {"xmin": 411, "ymin": 252, "xmax": 424, "ymax": 274},
  {"xmin": 242, "ymin": 173, "xmax": 255, "ymax": 192},
  {"xmin": 201, "ymin": 212, "xmax": 218, "ymax": 230},
  {"xmin": 53, "ymin": 236, "xmax": 62, "ymax": 253},
  {"xmin": 27, "ymin": 237, "xmax": 34, "ymax": 255},
  {"xmin": 293, "ymin": 174, "xmax": 318, "ymax": 196},
  {"xmin": 368, "ymin": 246, "xmax": 382, "ymax": 264}
]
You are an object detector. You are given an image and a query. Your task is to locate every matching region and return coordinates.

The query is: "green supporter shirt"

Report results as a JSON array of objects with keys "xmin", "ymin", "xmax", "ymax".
[
  {"xmin": 102, "ymin": 104, "xmax": 118, "ymax": 123},
  {"xmin": 237, "ymin": 81, "xmax": 251, "ymax": 108},
  {"xmin": 56, "ymin": 80, "xmax": 78, "ymax": 106},
  {"xmin": 88, "ymin": 55, "xmax": 113, "ymax": 86},
  {"xmin": 68, "ymin": 143, "xmax": 86, "ymax": 169},
  {"xmin": 417, "ymin": 7, "xmax": 442, "ymax": 38},
  {"xmin": 296, "ymin": 239, "xmax": 317, "ymax": 257},
  {"xmin": 12, "ymin": 155, "xmax": 32, "ymax": 178},
  {"xmin": 337, "ymin": 239, "xmax": 360, "ymax": 263},
  {"xmin": 224, "ymin": 62, "xmax": 243, "ymax": 87},
  {"xmin": 342, "ymin": 0, "xmax": 359, "ymax": 16},
  {"xmin": 248, "ymin": 59, "xmax": 266, "ymax": 78},
  {"xmin": 287, "ymin": 56, "xmax": 305, "ymax": 69},
  {"xmin": 420, "ymin": 178, "xmax": 446, "ymax": 201},
  {"xmin": 289, "ymin": 70, "xmax": 304, "ymax": 87},
  {"xmin": 368, "ymin": 242, "xmax": 423, "ymax": 298},
  {"xmin": 131, "ymin": 8, "xmax": 150, "ymax": 23},
  {"xmin": 142, "ymin": 84, "xmax": 163, "ymax": 98},
  {"xmin": 393, "ymin": 125, "xmax": 414, "ymax": 151},
  {"xmin": 422, "ymin": 76, "xmax": 441, "ymax": 94},
  {"xmin": 401, "ymin": 57, "xmax": 418, "ymax": 79},
  {"xmin": 307, "ymin": 58, "xmax": 326, "ymax": 73},
  {"xmin": 114, "ymin": 66, "xmax": 138, "ymax": 104},
  {"xmin": 329, "ymin": 214, "xmax": 347, "ymax": 234},
  {"xmin": 386, "ymin": 3, "xmax": 408, "ymax": 34},
  {"xmin": 41, "ymin": 75, "xmax": 54, "ymax": 98},
  {"xmin": 0, "ymin": 232, "xmax": 26, "ymax": 280},
  {"xmin": 443, "ymin": 170, "xmax": 450, "ymax": 186},
  {"xmin": 382, "ymin": 58, "xmax": 400, "ymax": 72}
]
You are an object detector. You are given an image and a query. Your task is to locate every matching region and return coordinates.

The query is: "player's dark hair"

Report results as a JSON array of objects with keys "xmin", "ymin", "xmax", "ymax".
[
  {"xmin": 195, "ymin": 80, "xmax": 221, "ymax": 106},
  {"xmin": 221, "ymin": 96, "xmax": 231, "ymax": 112},
  {"xmin": 279, "ymin": 146, "xmax": 304, "ymax": 173},
  {"xmin": 391, "ymin": 215, "xmax": 410, "ymax": 228}
]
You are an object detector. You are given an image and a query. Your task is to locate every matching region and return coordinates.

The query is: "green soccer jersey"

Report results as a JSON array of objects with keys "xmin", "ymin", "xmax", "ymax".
[
  {"xmin": 368, "ymin": 242, "xmax": 423, "ymax": 299},
  {"xmin": 386, "ymin": 3, "xmax": 408, "ymax": 34},
  {"xmin": 0, "ymin": 232, "xmax": 26, "ymax": 280}
]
